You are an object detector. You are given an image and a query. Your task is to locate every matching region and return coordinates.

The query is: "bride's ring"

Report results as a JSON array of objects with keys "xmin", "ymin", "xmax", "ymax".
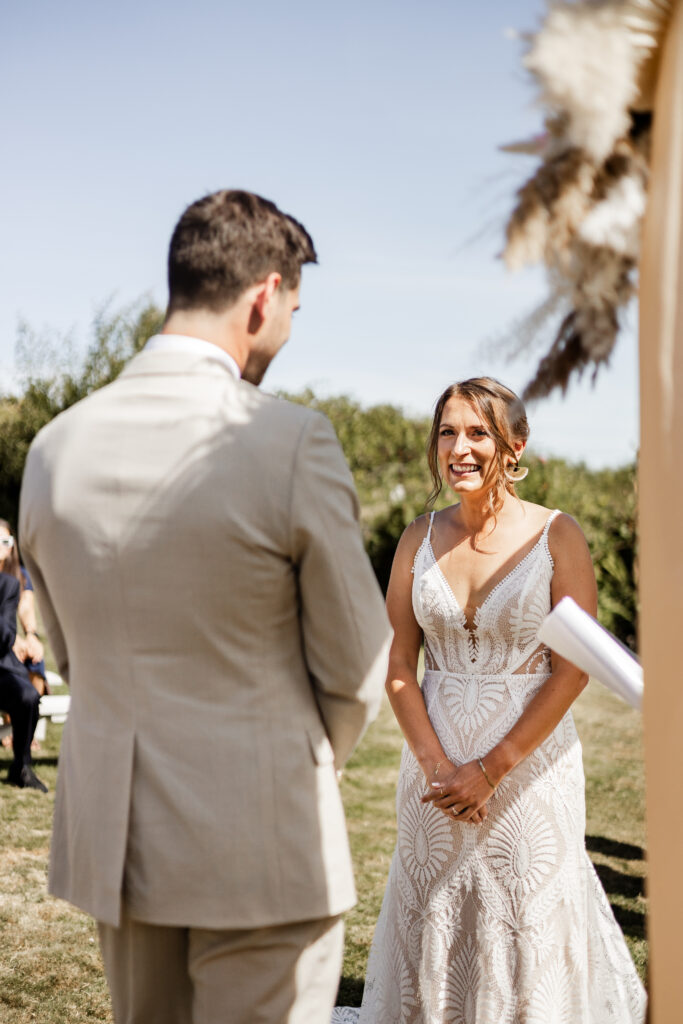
[{"xmin": 452, "ymin": 806, "xmax": 460, "ymax": 817}]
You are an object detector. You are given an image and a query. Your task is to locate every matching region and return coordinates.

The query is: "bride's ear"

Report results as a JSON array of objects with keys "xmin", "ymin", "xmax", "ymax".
[{"xmin": 504, "ymin": 440, "xmax": 528, "ymax": 482}]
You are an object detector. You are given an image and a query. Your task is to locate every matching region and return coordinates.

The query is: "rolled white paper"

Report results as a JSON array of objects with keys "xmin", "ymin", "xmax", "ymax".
[{"xmin": 537, "ymin": 595, "xmax": 643, "ymax": 711}]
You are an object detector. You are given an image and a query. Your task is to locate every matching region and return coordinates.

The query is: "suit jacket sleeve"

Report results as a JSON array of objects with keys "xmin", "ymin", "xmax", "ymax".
[
  {"xmin": 19, "ymin": 451, "xmax": 70, "ymax": 684},
  {"xmin": 290, "ymin": 413, "xmax": 392, "ymax": 767},
  {"xmin": 0, "ymin": 575, "xmax": 19, "ymax": 658}
]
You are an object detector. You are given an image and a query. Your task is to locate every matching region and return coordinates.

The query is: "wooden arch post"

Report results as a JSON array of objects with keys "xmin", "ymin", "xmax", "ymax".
[{"xmin": 639, "ymin": 1, "xmax": 683, "ymax": 1019}]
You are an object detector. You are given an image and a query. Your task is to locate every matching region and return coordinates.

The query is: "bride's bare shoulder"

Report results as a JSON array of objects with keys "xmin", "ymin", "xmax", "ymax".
[
  {"xmin": 385, "ymin": 514, "xmax": 432, "ymax": 587},
  {"xmin": 521, "ymin": 505, "xmax": 591, "ymax": 566},
  {"xmin": 401, "ymin": 512, "xmax": 432, "ymax": 550},
  {"xmin": 518, "ymin": 500, "xmax": 562, "ymax": 528},
  {"xmin": 546, "ymin": 511, "xmax": 587, "ymax": 549}
]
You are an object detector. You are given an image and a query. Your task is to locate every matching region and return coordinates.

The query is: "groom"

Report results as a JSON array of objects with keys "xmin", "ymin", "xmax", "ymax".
[{"xmin": 19, "ymin": 190, "xmax": 391, "ymax": 1024}]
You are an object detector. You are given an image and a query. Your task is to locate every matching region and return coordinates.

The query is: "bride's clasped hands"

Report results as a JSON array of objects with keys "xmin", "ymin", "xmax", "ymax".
[{"xmin": 422, "ymin": 757, "xmax": 492, "ymax": 824}]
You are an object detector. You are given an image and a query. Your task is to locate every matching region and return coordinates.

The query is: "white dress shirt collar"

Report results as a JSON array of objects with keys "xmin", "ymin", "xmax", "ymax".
[{"xmin": 144, "ymin": 334, "xmax": 241, "ymax": 379}]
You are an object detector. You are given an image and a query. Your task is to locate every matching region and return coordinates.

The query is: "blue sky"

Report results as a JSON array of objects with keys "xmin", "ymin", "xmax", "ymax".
[{"xmin": 1, "ymin": 0, "xmax": 639, "ymax": 467}]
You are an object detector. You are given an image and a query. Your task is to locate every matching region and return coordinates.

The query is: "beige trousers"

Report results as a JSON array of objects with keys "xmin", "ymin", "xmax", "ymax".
[{"xmin": 98, "ymin": 909, "xmax": 344, "ymax": 1024}]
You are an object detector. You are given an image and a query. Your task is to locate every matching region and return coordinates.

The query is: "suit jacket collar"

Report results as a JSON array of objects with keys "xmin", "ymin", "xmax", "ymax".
[
  {"xmin": 118, "ymin": 346, "xmax": 243, "ymax": 381},
  {"xmin": 143, "ymin": 335, "xmax": 241, "ymax": 378}
]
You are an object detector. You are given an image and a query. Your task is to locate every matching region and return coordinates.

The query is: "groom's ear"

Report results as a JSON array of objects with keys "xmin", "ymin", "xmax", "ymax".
[
  {"xmin": 247, "ymin": 272, "xmax": 282, "ymax": 334},
  {"xmin": 253, "ymin": 272, "xmax": 282, "ymax": 315}
]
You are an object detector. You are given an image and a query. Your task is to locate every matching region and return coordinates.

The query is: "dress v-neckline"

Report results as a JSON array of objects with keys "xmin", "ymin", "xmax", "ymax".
[{"xmin": 426, "ymin": 522, "xmax": 553, "ymax": 634}]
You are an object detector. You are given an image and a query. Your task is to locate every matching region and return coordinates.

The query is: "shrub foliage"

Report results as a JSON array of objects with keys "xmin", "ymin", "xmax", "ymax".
[{"xmin": 1, "ymin": 306, "xmax": 638, "ymax": 649}]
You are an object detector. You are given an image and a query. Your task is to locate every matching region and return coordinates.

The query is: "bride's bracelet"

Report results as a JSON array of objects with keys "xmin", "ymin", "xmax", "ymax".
[{"xmin": 477, "ymin": 757, "xmax": 496, "ymax": 791}]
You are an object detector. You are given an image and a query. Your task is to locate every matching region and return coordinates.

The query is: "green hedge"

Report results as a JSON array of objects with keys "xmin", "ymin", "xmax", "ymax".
[{"xmin": 1, "ymin": 305, "xmax": 638, "ymax": 650}]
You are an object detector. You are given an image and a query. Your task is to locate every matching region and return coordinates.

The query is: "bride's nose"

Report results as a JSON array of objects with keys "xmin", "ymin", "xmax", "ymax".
[{"xmin": 451, "ymin": 433, "xmax": 470, "ymax": 455}]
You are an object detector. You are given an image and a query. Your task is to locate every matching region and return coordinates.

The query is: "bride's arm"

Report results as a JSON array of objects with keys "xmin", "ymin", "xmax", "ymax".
[
  {"xmin": 385, "ymin": 518, "xmax": 488, "ymax": 824},
  {"xmin": 385, "ymin": 519, "xmax": 445, "ymax": 777},
  {"xmin": 424, "ymin": 512, "xmax": 597, "ymax": 819}
]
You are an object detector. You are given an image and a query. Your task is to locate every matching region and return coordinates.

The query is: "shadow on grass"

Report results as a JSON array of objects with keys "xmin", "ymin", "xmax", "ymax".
[
  {"xmin": 611, "ymin": 904, "xmax": 647, "ymax": 941},
  {"xmin": 586, "ymin": 835, "xmax": 644, "ymax": 861},
  {"xmin": 586, "ymin": 835, "xmax": 647, "ymax": 942},
  {"xmin": 0, "ymin": 753, "xmax": 59, "ymax": 767},
  {"xmin": 31, "ymin": 755, "xmax": 58, "ymax": 768},
  {"xmin": 0, "ymin": 773, "xmax": 54, "ymax": 789},
  {"xmin": 336, "ymin": 976, "xmax": 364, "ymax": 1007},
  {"xmin": 593, "ymin": 862, "xmax": 645, "ymax": 900}
]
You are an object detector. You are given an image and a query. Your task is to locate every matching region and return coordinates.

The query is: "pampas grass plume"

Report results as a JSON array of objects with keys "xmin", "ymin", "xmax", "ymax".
[
  {"xmin": 525, "ymin": 2, "xmax": 640, "ymax": 163},
  {"xmin": 579, "ymin": 173, "xmax": 647, "ymax": 255}
]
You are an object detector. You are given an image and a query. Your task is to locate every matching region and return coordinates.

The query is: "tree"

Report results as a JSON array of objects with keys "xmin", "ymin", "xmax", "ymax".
[{"xmin": 0, "ymin": 301, "xmax": 164, "ymax": 526}]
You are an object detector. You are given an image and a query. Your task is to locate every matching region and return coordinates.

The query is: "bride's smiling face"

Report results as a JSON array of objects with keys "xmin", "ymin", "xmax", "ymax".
[{"xmin": 437, "ymin": 397, "xmax": 498, "ymax": 495}]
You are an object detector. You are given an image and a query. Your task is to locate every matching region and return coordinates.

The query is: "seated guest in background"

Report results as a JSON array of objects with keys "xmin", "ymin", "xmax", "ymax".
[
  {"xmin": 17, "ymin": 561, "xmax": 48, "ymax": 697},
  {"xmin": 0, "ymin": 519, "xmax": 46, "ymax": 790},
  {"xmin": 17, "ymin": 557, "xmax": 49, "ymax": 749},
  {"xmin": 0, "ymin": 516, "xmax": 49, "ymax": 751}
]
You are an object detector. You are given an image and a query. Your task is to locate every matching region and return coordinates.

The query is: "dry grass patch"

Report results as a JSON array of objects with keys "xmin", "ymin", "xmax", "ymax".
[{"xmin": 0, "ymin": 719, "xmax": 113, "ymax": 1024}]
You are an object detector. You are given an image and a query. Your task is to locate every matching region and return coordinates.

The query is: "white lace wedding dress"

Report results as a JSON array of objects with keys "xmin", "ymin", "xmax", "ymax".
[{"xmin": 333, "ymin": 509, "xmax": 646, "ymax": 1023}]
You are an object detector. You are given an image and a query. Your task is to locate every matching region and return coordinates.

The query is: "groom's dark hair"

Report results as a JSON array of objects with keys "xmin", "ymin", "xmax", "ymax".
[{"xmin": 166, "ymin": 189, "xmax": 317, "ymax": 315}]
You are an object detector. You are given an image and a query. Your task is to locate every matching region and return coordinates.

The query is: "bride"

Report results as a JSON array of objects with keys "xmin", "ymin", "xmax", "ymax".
[{"xmin": 334, "ymin": 378, "xmax": 645, "ymax": 1023}]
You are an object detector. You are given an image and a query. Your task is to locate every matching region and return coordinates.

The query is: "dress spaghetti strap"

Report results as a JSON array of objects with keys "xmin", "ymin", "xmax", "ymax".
[
  {"xmin": 425, "ymin": 510, "xmax": 436, "ymax": 543},
  {"xmin": 411, "ymin": 511, "xmax": 436, "ymax": 576},
  {"xmin": 542, "ymin": 508, "xmax": 561, "ymax": 538},
  {"xmin": 540, "ymin": 508, "xmax": 561, "ymax": 565}
]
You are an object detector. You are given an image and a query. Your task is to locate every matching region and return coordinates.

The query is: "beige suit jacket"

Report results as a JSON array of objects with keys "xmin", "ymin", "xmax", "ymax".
[{"xmin": 19, "ymin": 349, "xmax": 391, "ymax": 929}]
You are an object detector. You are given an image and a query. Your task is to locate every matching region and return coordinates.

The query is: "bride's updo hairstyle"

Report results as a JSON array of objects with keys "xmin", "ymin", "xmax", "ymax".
[{"xmin": 427, "ymin": 377, "xmax": 530, "ymax": 510}]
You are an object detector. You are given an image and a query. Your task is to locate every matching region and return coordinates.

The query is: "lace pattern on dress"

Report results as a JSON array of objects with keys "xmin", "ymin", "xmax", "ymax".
[{"xmin": 414, "ymin": 509, "xmax": 559, "ymax": 681}]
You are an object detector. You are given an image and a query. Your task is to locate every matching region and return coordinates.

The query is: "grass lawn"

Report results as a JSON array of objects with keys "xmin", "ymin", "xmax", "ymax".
[
  {"xmin": 0, "ymin": 680, "xmax": 645, "ymax": 1021},
  {"xmin": 0, "ymin": 693, "xmax": 111, "ymax": 1023}
]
